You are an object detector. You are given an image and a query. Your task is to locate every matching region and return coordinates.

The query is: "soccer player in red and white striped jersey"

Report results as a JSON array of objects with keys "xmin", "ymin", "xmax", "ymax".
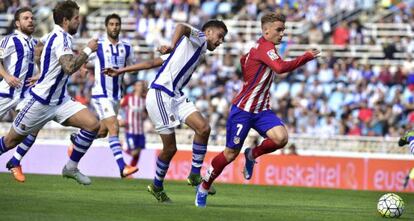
[
  {"xmin": 120, "ymin": 80, "xmax": 147, "ymax": 167},
  {"xmin": 195, "ymin": 12, "xmax": 320, "ymax": 207}
]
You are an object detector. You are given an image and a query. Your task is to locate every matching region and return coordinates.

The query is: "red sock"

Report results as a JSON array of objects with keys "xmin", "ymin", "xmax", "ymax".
[
  {"xmin": 202, "ymin": 152, "xmax": 230, "ymax": 190},
  {"xmin": 252, "ymin": 138, "xmax": 283, "ymax": 159},
  {"xmin": 130, "ymin": 156, "xmax": 138, "ymax": 167}
]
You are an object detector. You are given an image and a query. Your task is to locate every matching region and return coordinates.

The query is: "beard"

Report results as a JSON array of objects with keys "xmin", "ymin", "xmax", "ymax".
[
  {"xmin": 20, "ymin": 26, "xmax": 34, "ymax": 35},
  {"xmin": 107, "ymin": 31, "xmax": 119, "ymax": 40},
  {"xmin": 68, "ymin": 25, "xmax": 78, "ymax": 35}
]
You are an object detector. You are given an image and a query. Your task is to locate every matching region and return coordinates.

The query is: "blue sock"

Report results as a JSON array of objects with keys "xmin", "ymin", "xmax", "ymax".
[
  {"xmin": 154, "ymin": 157, "xmax": 170, "ymax": 188},
  {"xmin": 9, "ymin": 134, "xmax": 36, "ymax": 166},
  {"xmin": 191, "ymin": 142, "xmax": 207, "ymax": 174},
  {"xmin": 69, "ymin": 130, "xmax": 96, "ymax": 167},
  {"xmin": 409, "ymin": 137, "xmax": 414, "ymax": 154},
  {"xmin": 0, "ymin": 137, "xmax": 8, "ymax": 155},
  {"xmin": 108, "ymin": 136, "xmax": 126, "ymax": 171}
]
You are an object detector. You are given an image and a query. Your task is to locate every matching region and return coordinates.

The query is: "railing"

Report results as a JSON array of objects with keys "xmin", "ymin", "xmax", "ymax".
[
  {"xmin": 87, "ymin": 0, "xmax": 133, "ymax": 8},
  {"xmin": 0, "ymin": 14, "xmax": 12, "ymax": 35}
]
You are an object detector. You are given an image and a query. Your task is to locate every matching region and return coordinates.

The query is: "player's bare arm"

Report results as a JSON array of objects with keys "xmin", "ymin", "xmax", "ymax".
[
  {"xmin": 157, "ymin": 23, "xmax": 192, "ymax": 54},
  {"xmin": 59, "ymin": 39, "xmax": 98, "ymax": 75},
  {"xmin": 27, "ymin": 41, "xmax": 45, "ymax": 87},
  {"xmin": 34, "ymin": 41, "xmax": 44, "ymax": 69},
  {"xmin": 59, "ymin": 53, "xmax": 89, "ymax": 75},
  {"xmin": 0, "ymin": 59, "xmax": 21, "ymax": 88},
  {"xmin": 104, "ymin": 57, "xmax": 164, "ymax": 77}
]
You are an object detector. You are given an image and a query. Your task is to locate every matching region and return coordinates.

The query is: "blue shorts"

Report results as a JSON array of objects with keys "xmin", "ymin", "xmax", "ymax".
[
  {"xmin": 226, "ymin": 105, "xmax": 284, "ymax": 149},
  {"xmin": 125, "ymin": 133, "xmax": 146, "ymax": 150}
]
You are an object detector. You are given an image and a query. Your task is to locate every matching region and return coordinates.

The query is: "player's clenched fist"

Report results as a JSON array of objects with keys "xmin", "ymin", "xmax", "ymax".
[
  {"xmin": 157, "ymin": 45, "xmax": 173, "ymax": 54},
  {"xmin": 87, "ymin": 38, "xmax": 98, "ymax": 52}
]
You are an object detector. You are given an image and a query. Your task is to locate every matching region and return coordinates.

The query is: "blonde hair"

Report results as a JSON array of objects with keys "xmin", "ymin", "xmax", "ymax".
[{"xmin": 261, "ymin": 12, "xmax": 286, "ymax": 27}]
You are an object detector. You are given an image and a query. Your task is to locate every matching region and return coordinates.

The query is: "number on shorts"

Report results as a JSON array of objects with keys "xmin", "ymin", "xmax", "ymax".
[{"xmin": 236, "ymin": 123, "xmax": 243, "ymax": 136}]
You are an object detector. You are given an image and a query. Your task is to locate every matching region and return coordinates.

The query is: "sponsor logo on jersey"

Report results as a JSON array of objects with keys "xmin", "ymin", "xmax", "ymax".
[{"xmin": 267, "ymin": 49, "xmax": 279, "ymax": 60}]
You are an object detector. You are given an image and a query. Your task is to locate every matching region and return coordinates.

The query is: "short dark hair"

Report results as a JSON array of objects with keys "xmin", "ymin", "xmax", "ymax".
[
  {"xmin": 53, "ymin": 0, "xmax": 79, "ymax": 25},
  {"xmin": 201, "ymin": 20, "xmax": 228, "ymax": 35},
  {"xmin": 105, "ymin": 14, "xmax": 121, "ymax": 27},
  {"xmin": 261, "ymin": 13, "xmax": 286, "ymax": 26},
  {"xmin": 14, "ymin": 7, "xmax": 32, "ymax": 26}
]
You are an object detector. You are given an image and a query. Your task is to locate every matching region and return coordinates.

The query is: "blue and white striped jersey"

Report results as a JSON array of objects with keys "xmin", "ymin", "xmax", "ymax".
[
  {"xmin": 91, "ymin": 37, "xmax": 135, "ymax": 100},
  {"xmin": 30, "ymin": 25, "xmax": 74, "ymax": 105},
  {"xmin": 150, "ymin": 26, "xmax": 207, "ymax": 97},
  {"xmin": 0, "ymin": 30, "xmax": 37, "ymax": 99}
]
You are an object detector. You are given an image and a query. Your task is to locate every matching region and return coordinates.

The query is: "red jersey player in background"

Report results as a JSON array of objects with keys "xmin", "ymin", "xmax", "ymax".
[
  {"xmin": 119, "ymin": 80, "xmax": 147, "ymax": 169},
  {"xmin": 195, "ymin": 12, "xmax": 320, "ymax": 207}
]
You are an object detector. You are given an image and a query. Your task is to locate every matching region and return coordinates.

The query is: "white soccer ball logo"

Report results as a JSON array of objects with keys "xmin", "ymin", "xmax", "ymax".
[{"xmin": 377, "ymin": 193, "xmax": 405, "ymax": 218}]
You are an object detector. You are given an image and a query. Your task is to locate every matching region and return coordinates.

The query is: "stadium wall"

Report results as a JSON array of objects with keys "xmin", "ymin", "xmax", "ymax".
[{"xmin": 0, "ymin": 140, "xmax": 412, "ymax": 192}]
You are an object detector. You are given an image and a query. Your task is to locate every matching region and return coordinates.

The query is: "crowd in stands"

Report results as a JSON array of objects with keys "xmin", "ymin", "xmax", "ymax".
[{"xmin": 1, "ymin": 0, "xmax": 414, "ymax": 139}]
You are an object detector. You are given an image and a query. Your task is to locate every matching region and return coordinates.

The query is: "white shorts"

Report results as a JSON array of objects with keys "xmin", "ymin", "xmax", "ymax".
[
  {"xmin": 146, "ymin": 89, "xmax": 197, "ymax": 134},
  {"xmin": 91, "ymin": 98, "xmax": 120, "ymax": 120},
  {"xmin": 0, "ymin": 96, "xmax": 20, "ymax": 118},
  {"xmin": 13, "ymin": 97, "xmax": 86, "ymax": 136}
]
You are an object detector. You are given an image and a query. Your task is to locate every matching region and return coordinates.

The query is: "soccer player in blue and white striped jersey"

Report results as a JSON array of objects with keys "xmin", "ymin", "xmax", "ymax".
[
  {"xmin": 0, "ymin": 7, "xmax": 41, "ymax": 182},
  {"xmin": 145, "ymin": 21, "xmax": 227, "ymax": 202},
  {"xmin": 105, "ymin": 21, "xmax": 227, "ymax": 201},
  {"xmin": 89, "ymin": 14, "xmax": 139, "ymax": 178},
  {"xmin": 0, "ymin": 0, "xmax": 100, "ymax": 185}
]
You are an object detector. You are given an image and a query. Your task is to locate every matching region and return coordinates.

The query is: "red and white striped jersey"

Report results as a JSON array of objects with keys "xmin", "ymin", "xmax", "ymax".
[
  {"xmin": 232, "ymin": 37, "xmax": 314, "ymax": 113},
  {"xmin": 121, "ymin": 93, "xmax": 146, "ymax": 135}
]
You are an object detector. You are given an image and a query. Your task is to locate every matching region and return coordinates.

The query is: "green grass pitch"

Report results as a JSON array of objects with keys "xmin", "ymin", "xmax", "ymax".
[{"xmin": 0, "ymin": 173, "xmax": 413, "ymax": 221}]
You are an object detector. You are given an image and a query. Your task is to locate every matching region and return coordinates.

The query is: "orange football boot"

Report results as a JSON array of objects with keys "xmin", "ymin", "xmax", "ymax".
[
  {"xmin": 7, "ymin": 162, "xmax": 25, "ymax": 182},
  {"xmin": 121, "ymin": 165, "xmax": 139, "ymax": 178}
]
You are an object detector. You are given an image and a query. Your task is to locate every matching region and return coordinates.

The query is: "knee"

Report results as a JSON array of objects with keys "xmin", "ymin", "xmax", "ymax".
[
  {"xmin": 87, "ymin": 120, "xmax": 100, "ymax": 134},
  {"xmin": 107, "ymin": 123, "xmax": 119, "ymax": 135},
  {"xmin": 223, "ymin": 148, "xmax": 240, "ymax": 162},
  {"xmin": 270, "ymin": 134, "xmax": 288, "ymax": 148},
  {"xmin": 195, "ymin": 123, "xmax": 211, "ymax": 138}
]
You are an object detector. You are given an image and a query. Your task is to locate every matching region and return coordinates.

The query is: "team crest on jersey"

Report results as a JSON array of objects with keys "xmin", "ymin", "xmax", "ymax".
[
  {"xmin": 191, "ymin": 29, "xmax": 199, "ymax": 37},
  {"xmin": 267, "ymin": 49, "xmax": 279, "ymax": 60},
  {"xmin": 169, "ymin": 115, "xmax": 175, "ymax": 122},
  {"xmin": 233, "ymin": 136, "xmax": 240, "ymax": 144},
  {"xmin": 20, "ymin": 124, "xmax": 26, "ymax": 131}
]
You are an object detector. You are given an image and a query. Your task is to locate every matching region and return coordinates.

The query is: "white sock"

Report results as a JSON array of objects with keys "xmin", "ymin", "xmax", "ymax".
[{"xmin": 198, "ymin": 184, "xmax": 208, "ymax": 193}]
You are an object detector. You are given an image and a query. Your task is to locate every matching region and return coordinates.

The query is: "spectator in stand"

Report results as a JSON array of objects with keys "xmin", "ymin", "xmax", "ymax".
[
  {"xmin": 332, "ymin": 21, "xmax": 349, "ymax": 46},
  {"xmin": 308, "ymin": 24, "xmax": 323, "ymax": 44}
]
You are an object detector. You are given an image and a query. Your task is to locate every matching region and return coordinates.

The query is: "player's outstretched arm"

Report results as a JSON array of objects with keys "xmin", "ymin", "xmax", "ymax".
[
  {"xmin": 104, "ymin": 57, "xmax": 164, "ymax": 77},
  {"xmin": 265, "ymin": 49, "xmax": 319, "ymax": 74},
  {"xmin": 59, "ymin": 39, "xmax": 98, "ymax": 75}
]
